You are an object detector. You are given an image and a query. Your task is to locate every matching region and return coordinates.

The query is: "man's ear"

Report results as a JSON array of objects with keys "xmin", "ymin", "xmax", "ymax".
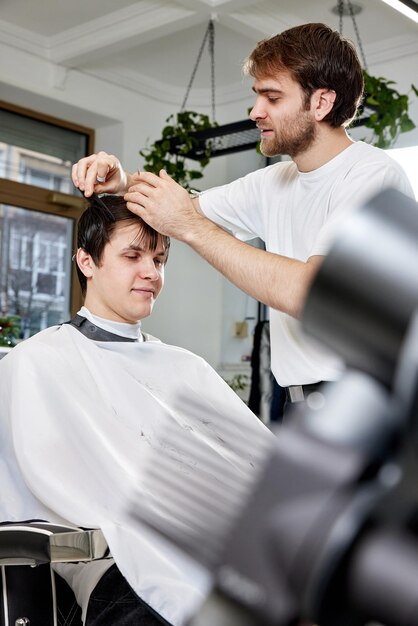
[
  {"xmin": 311, "ymin": 88, "xmax": 336, "ymax": 121},
  {"xmin": 76, "ymin": 248, "xmax": 94, "ymax": 278}
]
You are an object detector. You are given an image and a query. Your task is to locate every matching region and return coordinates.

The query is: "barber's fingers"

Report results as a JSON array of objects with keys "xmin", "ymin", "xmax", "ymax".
[
  {"xmin": 129, "ymin": 169, "xmax": 175, "ymax": 189},
  {"xmin": 129, "ymin": 171, "xmax": 161, "ymax": 189},
  {"xmin": 159, "ymin": 169, "xmax": 172, "ymax": 180},
  {"xmin": 125, "ymin": 185, "xmax": 164, "ymax": 222},
  {"xmin": 125, "ymin": 186, "xmax": 153, "ymax": 206},
  {"xmin": 125, "ymin": 176, "xmax": 176, "ymax": 204},
  {"xmin": 71, "ymin": 156, "xmax": 95, "ymax": 191},
  {"xmin": 72, "ymin": 153, "xmax": 101, "ymax": 191},
  {"xmin": 72, "ymin": 152, "xmax": 122, "ymax": 197}
]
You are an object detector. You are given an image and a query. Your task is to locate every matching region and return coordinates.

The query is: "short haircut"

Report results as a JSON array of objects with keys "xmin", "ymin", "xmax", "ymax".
[
  {"xmin": 76, "ymin": 194, "xmax": 170, "ymax": 295},
  {"xmin": 243, "ymin": 22, "xmax": 364, "ymax": 128}
]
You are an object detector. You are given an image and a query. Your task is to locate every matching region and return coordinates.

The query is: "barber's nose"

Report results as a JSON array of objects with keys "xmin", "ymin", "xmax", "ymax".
[{"xmin": 249, "ymin": 101, "xmax": 266, "ymax": 121}]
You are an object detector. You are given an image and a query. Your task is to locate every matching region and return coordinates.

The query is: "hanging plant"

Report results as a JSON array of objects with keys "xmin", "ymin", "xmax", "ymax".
[
  {"xmin": 0, "ymin": 315, "xmax": 21, "ymax": 347},
  {"xmin": 360, "ymin": 71, "xmax": 418, "ymax": 149},
  {"xmin": 223, "ymin": 373, "xmax": 250, "ymax": 393},
  {"xmin": 139, "ymin": 110, "xmax": 216, "ymax": 191}
]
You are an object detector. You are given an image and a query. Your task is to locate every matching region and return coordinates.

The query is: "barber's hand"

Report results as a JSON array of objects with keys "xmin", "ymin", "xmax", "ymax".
[
  {"xmin": 125, "ymin": 170, "xmax": 204, "ymax": 240},
  {"xmin": 72, "ymin": 151, "xmax": 129, "ymax": 197}
]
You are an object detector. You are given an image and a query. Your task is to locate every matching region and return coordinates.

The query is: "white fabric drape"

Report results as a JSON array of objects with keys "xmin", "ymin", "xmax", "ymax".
[{"xmin": 0, "ymin": 325, "xmax": 273, "ymax": 625}]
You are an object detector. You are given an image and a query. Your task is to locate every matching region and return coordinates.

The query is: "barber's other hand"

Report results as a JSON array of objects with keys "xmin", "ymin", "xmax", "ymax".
[
  {"xmin": 125, "ymin": 170, "xmax": 204, "ymax": 241},
  {"xmin": 72, "ymin": 151, "xmax": 129, "ymax": 197}
]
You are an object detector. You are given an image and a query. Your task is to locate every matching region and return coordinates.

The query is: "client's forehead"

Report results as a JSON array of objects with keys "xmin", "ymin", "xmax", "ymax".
[
  {"xmin": 110, "ymin": 219, "xmax": 142, "ymax": 238},
  {"xmin": 109, "ymin": 220, "xmax": 164, "ymax": 251}
]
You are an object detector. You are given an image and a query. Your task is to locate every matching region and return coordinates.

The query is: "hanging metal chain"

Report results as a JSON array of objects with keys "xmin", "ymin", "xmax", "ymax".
[
  {"xmin": 338, "ymin": 0, "xmax": 344, "ymax": 35},
  {"xmin": 337, "ymin": 0, "xmax": 368, "ymax": 70},
  {"xmin": 209, "ymin": 20, "xmax": 216, "ymax": 122},
  {"xmin": 347, "ymin": 1, "xmax": 368, "ymax": 70},
  {"xmin": 181, "ymin": 19, "xmax": 216, "ymax": 118}
]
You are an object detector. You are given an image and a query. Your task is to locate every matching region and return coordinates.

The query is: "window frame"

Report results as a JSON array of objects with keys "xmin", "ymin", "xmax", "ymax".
[{"xmin": 0, "ymin": 100, "xmax": 95, "ymax": 317}]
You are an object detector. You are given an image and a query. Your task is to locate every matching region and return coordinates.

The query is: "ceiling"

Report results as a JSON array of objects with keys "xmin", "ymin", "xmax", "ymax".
[{"xmin": 2, "ymin": 0, "xmax": 418, "ymax": 108}]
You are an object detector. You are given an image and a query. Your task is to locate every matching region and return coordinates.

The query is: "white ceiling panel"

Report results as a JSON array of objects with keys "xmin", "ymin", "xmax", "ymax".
[{"xmin": 1, "ymin": 0, "xmax": 417, "ymax": 99}]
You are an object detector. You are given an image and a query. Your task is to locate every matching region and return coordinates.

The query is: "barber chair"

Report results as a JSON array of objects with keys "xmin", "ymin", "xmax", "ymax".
[{"xmin": 0, "ymin": 520, "xmax": 108, "ymax": 626}]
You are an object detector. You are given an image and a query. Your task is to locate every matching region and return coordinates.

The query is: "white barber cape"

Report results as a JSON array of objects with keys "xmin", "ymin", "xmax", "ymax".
[{"xmin": 0, "ymin": 323, "xmax": 273, "ymax": 625}]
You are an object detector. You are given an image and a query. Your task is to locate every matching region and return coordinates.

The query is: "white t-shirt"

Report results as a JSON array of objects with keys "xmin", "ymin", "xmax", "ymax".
[{"xmin": 199, "ymin": 141, "xmax": 414, "ymax": 387}]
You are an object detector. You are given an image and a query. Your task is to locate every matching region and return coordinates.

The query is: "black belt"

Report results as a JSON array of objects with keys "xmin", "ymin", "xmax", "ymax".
[
  {"xmin": 64, "ymin": 315, "xmax": 141, "ymax": 342},
  {"xmin": 285, "ymin": 382, "xmax": 325, "ymax": 403}
]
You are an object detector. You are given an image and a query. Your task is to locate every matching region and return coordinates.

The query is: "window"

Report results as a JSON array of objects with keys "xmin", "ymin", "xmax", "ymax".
[
  {"xmin": 0, "ymin": 104, "xmax": 90, "ymax": 195},
  {"xmin": 0, "ymin": 101, "xmax": 94, "ymax": 339}
]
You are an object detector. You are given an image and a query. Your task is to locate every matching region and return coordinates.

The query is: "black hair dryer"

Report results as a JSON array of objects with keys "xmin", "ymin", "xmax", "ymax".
[{"xmin": 190, "ymin": 188, "xmax": 418, "ymax": 626}]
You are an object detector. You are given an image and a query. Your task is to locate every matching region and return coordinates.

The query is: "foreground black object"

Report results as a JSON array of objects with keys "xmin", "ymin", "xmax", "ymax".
[
  {"xmin": 0, "ymin": 522, "xmax": 108, "ymax": 626},
  {"xmin": 0, "ymin": 563, "xmax": 81, "ymax": 626},
  {"xmin": 189, "ymin": 189, "xmax": 418, "ymax": 626}
]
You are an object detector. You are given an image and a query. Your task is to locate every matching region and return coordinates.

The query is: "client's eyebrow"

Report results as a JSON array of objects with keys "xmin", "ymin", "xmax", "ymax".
[{"xmin": 122, "ymin": 244, "xmax": 166, "ymax": 257}]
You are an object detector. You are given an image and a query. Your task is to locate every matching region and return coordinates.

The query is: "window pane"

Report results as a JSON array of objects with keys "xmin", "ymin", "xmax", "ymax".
[
  {"xmin": 0, "ymin": 204, "xmax": 74, "ymax": 339},
  {"xmin": 0, "ymin": 107, "xmax": 89, "ymax": 196}
]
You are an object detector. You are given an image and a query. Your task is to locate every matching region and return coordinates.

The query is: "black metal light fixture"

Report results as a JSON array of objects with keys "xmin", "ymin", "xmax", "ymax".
[
  {"xmin": 167, "ymin": 118, "xmax": 259, "ymax": 161},
  {"xmin": 163, "ymin": 18, "xmax": 259, "ymax": 160}
]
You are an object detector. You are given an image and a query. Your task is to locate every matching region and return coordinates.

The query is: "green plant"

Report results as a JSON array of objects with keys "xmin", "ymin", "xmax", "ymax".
[
  {"xmin": 0, "ymin": 315, "xmax": 21, "ymax": 347},
  {"xmin": 139, "ymin": 110, "xmax": 216, "ymax": 191},
  {"xmin": 361, "ymin": 71, "xmax": 418, "ymax": 149},
  {"xmin": 224, "ymin": 373, "xmax": 249, "ymax": 393}
]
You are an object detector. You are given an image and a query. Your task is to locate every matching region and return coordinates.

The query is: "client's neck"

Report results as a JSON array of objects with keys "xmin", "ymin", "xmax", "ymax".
[{"xmin": 79, "ymin": 306, "xmax": 143, "ymax": 341}]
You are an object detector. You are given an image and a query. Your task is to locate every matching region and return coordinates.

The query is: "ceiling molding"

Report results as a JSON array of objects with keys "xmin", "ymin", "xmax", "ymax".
[
  {"xmin": 1, "ymin": 0, "xmax": 417, "ymax": 110},
  {"xmin": 80, "ymin": 65, "xmax": 252, "ymax": 107},
  {"xmin": 365, "ymin": 33, "xmax": 418, "ymax": 66},
  {"xmin": 175, "ymin": 0, "xmax": 261, "ymax": 11},
  {"xmin": 222, "ymin": 6, "xmax": 296, "ymax": 40},
  {"xmin": 48, "ymin": 2, "xmax": 199, "ymax": 66},
  {"xmin": 52, "ymin": 0, "xmax": 264, "ymax": 68},
  {"xmin": 0, "ymin": 18, "xmax": 48, "ymax": 58},
  {"xmin": 76, "ymin": 30, "xmax": 418, "ymax": 106}
]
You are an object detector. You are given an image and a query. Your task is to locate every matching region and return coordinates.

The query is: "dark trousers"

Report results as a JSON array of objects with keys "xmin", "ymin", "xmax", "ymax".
[{"xmin": 85, "ymin": 564, "xmax": 172, "ymax": 626}]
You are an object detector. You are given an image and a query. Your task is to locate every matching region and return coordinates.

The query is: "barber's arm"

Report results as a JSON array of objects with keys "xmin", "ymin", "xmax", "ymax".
[{"xmin": 125, "ymin": 170, "xmax": 323, "ymax": 319}]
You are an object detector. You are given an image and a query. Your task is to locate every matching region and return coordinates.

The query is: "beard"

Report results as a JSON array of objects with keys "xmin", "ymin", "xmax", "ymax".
[{"xmin": 259, "ymin": 109, "xmax": 316, "ymax": 158}]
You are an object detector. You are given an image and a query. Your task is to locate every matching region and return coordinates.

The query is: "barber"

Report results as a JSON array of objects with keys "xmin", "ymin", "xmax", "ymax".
[{"xmin": 72, "ymin": 22, "xmax": 414, "ymax": 416}]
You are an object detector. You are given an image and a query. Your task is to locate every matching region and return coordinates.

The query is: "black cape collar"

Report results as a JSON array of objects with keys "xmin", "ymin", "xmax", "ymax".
[{"xmin": 64, "ymin": 314, "xmax": 141, "ymax": 343}]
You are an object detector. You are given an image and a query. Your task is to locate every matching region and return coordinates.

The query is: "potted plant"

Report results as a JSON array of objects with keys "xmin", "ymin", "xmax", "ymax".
[
  {"xmin": 360, "ymin": 71, "xmax": 418, "ymax": 148},
  {"xmin": 0, "ymin": 315, "xmax": 21, "ymax": 347},
  {"xmin": 139, "ymin": 110, "xmax": 216, "ymax": 191}
]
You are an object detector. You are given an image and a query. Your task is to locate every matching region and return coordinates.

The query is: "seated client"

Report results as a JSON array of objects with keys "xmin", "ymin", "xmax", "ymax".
[{"xmin": 0, "ymin": 194, "xmax": 273, "ymax": 626}]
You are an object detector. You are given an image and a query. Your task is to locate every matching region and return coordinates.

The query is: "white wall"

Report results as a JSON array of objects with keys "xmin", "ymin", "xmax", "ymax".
[
  {"xmin": 143, "ymin": 240, "xmax": 224, "ymax": 365},
  {"xmin": 1, "ymin": 37, "xmax": 418, "ymax": 370}
]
